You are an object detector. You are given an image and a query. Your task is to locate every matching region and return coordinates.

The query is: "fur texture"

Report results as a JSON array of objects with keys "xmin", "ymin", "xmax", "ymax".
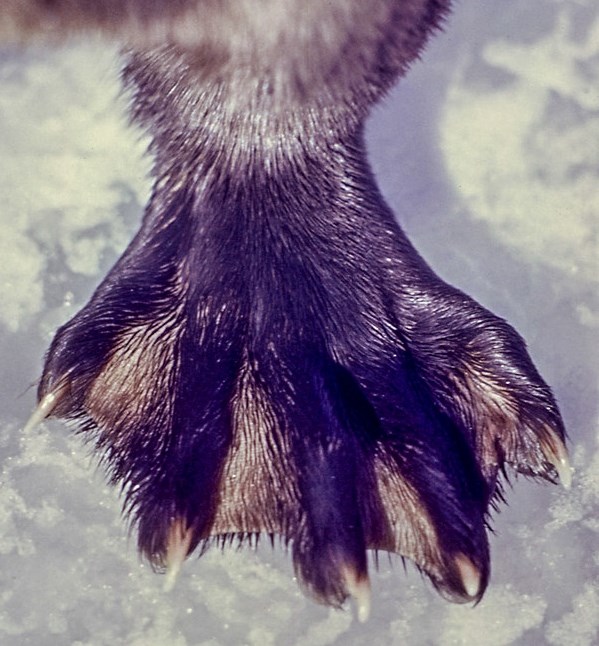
[{"xmin": 2, "ymin": 0, "xmax": 567, "ymax": 612}]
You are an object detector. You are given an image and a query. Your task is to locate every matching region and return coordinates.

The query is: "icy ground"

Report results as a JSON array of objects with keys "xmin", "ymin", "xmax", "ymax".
[{"xmin": 0, "ymin": 1, "xmax": 597, "ymax": 644}]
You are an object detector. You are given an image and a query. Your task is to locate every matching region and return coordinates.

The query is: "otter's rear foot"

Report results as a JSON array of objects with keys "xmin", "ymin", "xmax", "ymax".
[{"xmin": 28, "ymin": 186, "xmax": 568, "ymax": 613}]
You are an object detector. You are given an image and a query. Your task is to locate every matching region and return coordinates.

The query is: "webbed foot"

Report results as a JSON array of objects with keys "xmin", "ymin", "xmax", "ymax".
[{"xmin": 31, "ymin": 174, "xmax": 568, "ymax": 613}]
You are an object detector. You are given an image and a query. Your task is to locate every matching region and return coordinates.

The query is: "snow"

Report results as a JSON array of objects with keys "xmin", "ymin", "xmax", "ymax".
[{"xmin": 0, "ymin": 1, "xmax": 597, "ymax": 644}]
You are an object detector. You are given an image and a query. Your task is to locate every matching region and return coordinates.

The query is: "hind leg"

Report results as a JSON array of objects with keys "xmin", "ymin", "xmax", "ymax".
[
  {"xmin": 20, "ymin": 5, "xmax": 568, "ymax": 613},
  {"xmin": 29, "ymin": 157, "xmax": 568, "ymax": 615}
]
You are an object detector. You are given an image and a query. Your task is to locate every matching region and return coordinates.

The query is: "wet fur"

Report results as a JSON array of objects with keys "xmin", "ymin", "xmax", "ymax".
[{"xmin": 1, "ymin": 0, "xmax": 567, "ymax": 610}]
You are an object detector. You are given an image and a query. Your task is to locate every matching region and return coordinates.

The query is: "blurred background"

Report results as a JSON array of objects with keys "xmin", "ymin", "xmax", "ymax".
[{"xmin": 0, "ymin": 1, "xmax": 597, "ymax": 644}]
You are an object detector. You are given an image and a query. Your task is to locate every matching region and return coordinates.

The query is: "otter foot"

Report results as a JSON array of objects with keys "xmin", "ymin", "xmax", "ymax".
[
  {"xmin": 9, "ymin": 0, "xmax": 569, "ymax": 619},
  {"xmin": 30, "ymin": 167, "xmax": 568, "ymax": 615}
]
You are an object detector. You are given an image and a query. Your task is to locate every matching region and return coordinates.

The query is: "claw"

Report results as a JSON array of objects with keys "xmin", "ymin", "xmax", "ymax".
[
  {"xmin": 23, "ymin": 383, "xmax": 67, "ymax": 433},
  {"xmin": 541, "ymin": 429, "xmax": 572, "ymax": 490},
  {"xmin": 341, "ymin": 565, "xmax": 371, "ymax": 623},
  {"xmin": 454, "ymin": 553, "xmax": 481, "ymax": 600},
  {"xmin": 163, "ymin": 518, "xmax": 194, "ymax": 592}
]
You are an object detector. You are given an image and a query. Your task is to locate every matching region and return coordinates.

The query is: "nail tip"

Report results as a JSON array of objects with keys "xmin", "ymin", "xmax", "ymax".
[
  {"xmin": 454, "ymin": 553, "xmax": 481, "ymax": 600},
  {"xmin": 163, "ymin": 519, "xmax": 193, "ymax": 593},
  {"xmin": 341, "ymin": 565, "xmax": 371, "ymax": 623},
  {"xmin": 23, "ymin": 390, "xmax": 60, "ymax": 433}
]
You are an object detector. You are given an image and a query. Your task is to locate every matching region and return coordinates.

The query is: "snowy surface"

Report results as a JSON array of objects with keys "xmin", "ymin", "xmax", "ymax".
[{"xmin": 0, "ymin": 1, "xmax": 597, "ymax": 644}]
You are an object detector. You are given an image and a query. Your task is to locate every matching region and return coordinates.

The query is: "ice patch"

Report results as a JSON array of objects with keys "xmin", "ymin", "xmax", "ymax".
[
  {"xmin": 440, "ymin": 586, "xmax": 547, "ymax": 646},
  {"xmin": 546, "ymin": 583, "xmax": 599, "ymax": 646},
  {"xmin": 0, "ymin": 43, "xmax": 150, "ymax": 330},
  {"xmin": 440, "ymin": 7, "xmax": 599, "ymax": 298}
]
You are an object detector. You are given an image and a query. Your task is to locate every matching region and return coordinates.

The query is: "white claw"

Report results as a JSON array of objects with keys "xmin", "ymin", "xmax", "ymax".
[
  {"xmin": 549, "ymin": 448, "xmax": 572, "ymax": 491},
  {"xmin": 342, "ymin": 565, "xmax": 371, "ymax": 623},
  {"xmin": 23, "ymin": 389, "xmax": 62, "ymax": 433},
  {"xmin": 454, "ymin": 553, "xmax": 481, "ymax": 599},
  {"xmin": 542, "ymin": 432, "xmax": 572, "ymax": 490},
  {"xmin": 163, "ymin": 519, "xmax": 193, "ymax": 592}
]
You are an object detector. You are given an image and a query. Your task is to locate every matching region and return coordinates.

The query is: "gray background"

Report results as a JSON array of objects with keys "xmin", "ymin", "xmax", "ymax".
[{"xmin": 0, "ymin": 0, "xmax": 597, "ymax": 644}]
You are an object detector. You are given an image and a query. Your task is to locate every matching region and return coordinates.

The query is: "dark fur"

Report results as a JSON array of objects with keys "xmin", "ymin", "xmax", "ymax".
[{"xmin": 3, "ymin": 0, "xmax": 566, "ymax": 610}]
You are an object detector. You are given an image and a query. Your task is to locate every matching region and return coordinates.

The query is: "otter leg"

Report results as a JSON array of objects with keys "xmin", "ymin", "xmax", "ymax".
[{"xmin": 28, "ymin": 41, "xmax": 568, "ymax": 613}]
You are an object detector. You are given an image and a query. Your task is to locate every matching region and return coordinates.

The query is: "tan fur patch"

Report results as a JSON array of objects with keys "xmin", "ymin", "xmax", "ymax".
[
  {"xmin": 85, "ymin": 311, "xmax": 182, "ymax": 444},
  {"xmin": 211, "ymin": 355, "xmax": 299, "ymax": 537},
  {"xmin": 373, "ymin": 452, "xmax": 446, "ymax": 578}
]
